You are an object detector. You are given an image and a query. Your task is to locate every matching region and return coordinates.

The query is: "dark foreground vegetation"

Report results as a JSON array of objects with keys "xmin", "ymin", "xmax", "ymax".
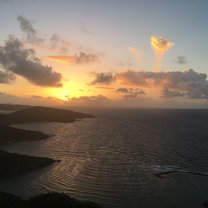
[
  {"xmin": 0, "ymin": 150, "xmax": 55, "ymax": 178},
  {"xmin": 0, "ymin": 125, "xmax": 49, "ymax": 144},
  {"xmin": 0, "ymin": 192, "xmax": 102, "ymax": 208}
]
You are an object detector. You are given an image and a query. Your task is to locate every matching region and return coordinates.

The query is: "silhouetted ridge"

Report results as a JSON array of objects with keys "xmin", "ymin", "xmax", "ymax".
[
  {"xmin": 0, "ymin": 125, "xmax": 48, "ymax": 144},
  {"xmin": 0, "ymin": 150, "xmax": 55, "ymax": 178},
  {"xmin": 0, "ymin": 192, "xmax": 102, "ymax": 208},
  {"xmin": 6, "ymin": 106, "xmax": 93, "ymax": 124},
  {"xmin": 0, "ymin": 104, "xmax": 30, "ymax": 111}
]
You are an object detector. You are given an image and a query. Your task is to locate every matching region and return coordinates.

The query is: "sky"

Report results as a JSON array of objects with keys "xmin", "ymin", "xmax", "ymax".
[{"xmin": 0, "ymin": 0, "xmax": 208, "ymax": 108}]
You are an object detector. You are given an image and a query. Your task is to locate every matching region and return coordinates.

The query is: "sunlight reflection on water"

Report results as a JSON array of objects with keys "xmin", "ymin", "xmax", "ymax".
[{"xmin": 1, "ymin": 109, "xmax": 208, "ymax": 208}]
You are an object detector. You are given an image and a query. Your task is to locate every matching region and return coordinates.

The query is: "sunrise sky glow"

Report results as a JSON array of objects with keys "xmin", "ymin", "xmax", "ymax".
[{"xmin": 0, "ymin": 0, "xmax": 208, "ymax": 108}]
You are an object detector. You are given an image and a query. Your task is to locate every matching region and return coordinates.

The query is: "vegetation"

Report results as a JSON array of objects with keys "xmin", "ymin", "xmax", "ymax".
[
  {"xmin": 0, "ymin": 150, "xmax": 55, "ymax": 178},
  {"xmin": 2, "ymin": 106, "xmax": 93, "ymax": 125},
  {"xmin": 0, "ymin": 104, "xmax": 94, "ymax": 178},
  {"xmin": 0, "ymin": 125, "xmax": 48, "ymax": 144},
  {"xmin": 0, "ymin": 192, "xmax": 102, "ymax": 208}
]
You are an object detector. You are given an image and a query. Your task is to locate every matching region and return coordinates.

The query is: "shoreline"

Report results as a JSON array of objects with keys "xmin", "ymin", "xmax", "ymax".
[{"xmin": 0, "ymin": 104, "xmax": 93, "ymax": 178}]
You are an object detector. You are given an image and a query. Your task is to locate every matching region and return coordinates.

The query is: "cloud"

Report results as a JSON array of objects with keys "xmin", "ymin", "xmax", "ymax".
[
  {"xmin": 70, "ymin": 95, "xmax": 109, "ymax": 102},
  {"xmin": 18, "ymin": 16, "xmax": 71, "ymax": 53},
  {"xmin": 44, "ymin": 52, "xmax": 100, "ymax": 64},
  {"xmin": 49, "ymin": 33, "xmax": 70, "ymax": 53},
  {"xmin": 17, "ymin": 15, "xmax": 43, "ymax": 44},
  {"xmin": 150, "ymin": 36, "xmax": 174, "ymax": 71},
  {"xmin": 116, "ymin": 69, "xmax": 208, "ymax": 99},
  {"xmin": 116, "ymin": 88, "xmax": 145, "ymax": 99},
  {"xmin": 74, "ymin": 52, "xmax": 99, "ymax": 64},
  {"xmin": 0, "ymin": 91, "xmax": 64, "ymax": 105},
  {"xmin": 151, "ymin": 36, "xmax": 174, "ymax": 52},
  {"xmin": 161, "ymin": 88, "xmax": 185, "ymax": 98},
  {"xmin": 0, "ymin": 36, "xmax": 62, "ymax": 87},
  {"xmin": 90, "ymin": 72, "xmax": 115, "ymax": 85},
  {"xmin": 116, "ymin": 70, "xmax": 146, "ymax": 86},
  {"xmin": 68, "ymin": 95, "xmax": 111, "ymax": 106},
  {"xmin": 31, "ymin": 95, "xmax": 43, "ymax": 99},
  {"xmin": 17, "ymin": 16, "xmax": 101, "ymax": 61},
  {"xmin": 96, "ymin": 86, "xmax": 114, "ymax": 90},
  {"xmin": 31, "ymin": 95, "xmax": 63, "ymax": 103},
  {"xmin": 174, "ymin": 56, "xmax": 187, "ymax": 64},
  {"xmin": 0, "ymin": 71, "xmax": 15, "ymax": 83},
  {"xmin": 116, "ymin": 88, "xmax": 129, "ymax": 93}
]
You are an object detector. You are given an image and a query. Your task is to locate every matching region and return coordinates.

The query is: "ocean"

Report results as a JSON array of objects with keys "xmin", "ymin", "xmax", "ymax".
[{"xmin": 1, "ymin": 108, "xmax": 208, "ymax": 208}]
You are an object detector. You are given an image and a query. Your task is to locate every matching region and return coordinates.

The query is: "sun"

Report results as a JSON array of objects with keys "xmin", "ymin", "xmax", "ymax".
[{"xmin": 46, "ymin": 81, "xmax": 89, "ymax": 101}]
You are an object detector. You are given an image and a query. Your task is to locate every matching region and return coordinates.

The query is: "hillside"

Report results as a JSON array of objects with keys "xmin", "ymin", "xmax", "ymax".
[
  {"xmin": 0, "ymin": 150, "xmax": 55, "ymax": 178},
  {"xmin": 0, "ymin": 192, "xmax": 102, "ymax": 208},
  {"xmin": 0, "ymin": 125, "xmax": 49, "ymax": 144},
  {"xmin": 4, "ymin": 106, "xmax": 93, "ymax": 125}
]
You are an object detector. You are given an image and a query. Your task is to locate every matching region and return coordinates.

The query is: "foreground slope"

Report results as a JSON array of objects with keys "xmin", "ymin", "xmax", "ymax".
[
  {"xmin": 0, "ymin": 192, "xmax": 102, "ymax": 208},
  {"xmin": 0, "ymin": 150, "xmax": 55, "ymax": 178}
]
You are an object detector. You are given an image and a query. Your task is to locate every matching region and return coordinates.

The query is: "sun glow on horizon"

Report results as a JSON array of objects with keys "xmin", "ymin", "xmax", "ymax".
[{"xmin": 46, "ymin": 81, "xmax": 90, "ymax": 101}]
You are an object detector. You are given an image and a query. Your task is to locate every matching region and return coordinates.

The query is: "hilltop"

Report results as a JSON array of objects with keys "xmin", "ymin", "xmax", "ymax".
[{"xmin": 1, "ymin": 105, "xmax": 93, "ymax": 125}]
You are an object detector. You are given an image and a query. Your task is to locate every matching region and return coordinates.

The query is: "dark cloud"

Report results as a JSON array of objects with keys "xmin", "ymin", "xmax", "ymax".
[
  {"xmin": 116, "ymin": 88, "xmax": 129, "ymax": 93},
  {"xmin": 17, "ymin": 16, "xmax": 70, "ymax": 53},
  {"xmin": 161, "ymin": 88, "xmax": 185, "ymax": 98},
  {"xmin": 174, "ymin": 56, "xmax": 187, "ymax": 64},
  {"xmin": 17, "ymin": 15, "xmax": 43, "ymax": 44},
  {"xmin": 74, "ymin": 52, "xmax": 99, "ymax": 64},
  {"xmin": 117, "ymin": 69, "xmax": 208, "ymax": 99},
  {"xmin": 0, "ymin": 36, "xmax": 62, "ymax": 87},
  {"xmin": 49, "ymin": 33, "xmax": 69, "ymax": 53},
  {"xmin": 31, "ymin": 95, "xmax": 43, "ymax": 99},
  {"xmin": 117, "ymin": 88, "xmax": 145, "ymax": 99},
  {"xmin": 185, "ymin": 81, "xmax": 208, "ymax": 99},
  {"xmin": 116, "ymin": 70, "xmax": 146, "ymax": 85},
  {"xmin": 0, "ymin": 71, "xmax": 15, "ymax": 83},
  {"xmin": 90, "ymin": 72, "xmax": 115, "ymax": 85},
  {"xmin": 68, "ymin": 95, "xmax": 111, "ymax": 106},
  {"xmin": 96, "ymin": 86, "xmax": 114, "ymax": 90}
]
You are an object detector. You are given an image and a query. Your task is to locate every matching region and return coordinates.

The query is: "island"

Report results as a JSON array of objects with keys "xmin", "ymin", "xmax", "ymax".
[{"xmin": 1, "ymin": 105, "xmax": 94, "ymax": 125}]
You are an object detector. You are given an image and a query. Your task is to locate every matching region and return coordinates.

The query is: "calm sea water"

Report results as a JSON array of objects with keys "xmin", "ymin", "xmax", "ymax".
[{"xmin": 1, "ymin": 108, "xmax": 208, "ymax": 208}]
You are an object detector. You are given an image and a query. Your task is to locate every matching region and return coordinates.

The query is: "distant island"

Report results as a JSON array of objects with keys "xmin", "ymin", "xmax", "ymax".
[{"xmin": 0, "ymin": 104, "xmax": 94, "ymax": 125}]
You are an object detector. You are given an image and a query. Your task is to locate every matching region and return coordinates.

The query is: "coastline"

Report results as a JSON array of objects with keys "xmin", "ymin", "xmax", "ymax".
[{"xmin": 0, "ymin": 104, "xmax": 93, "ymax": 180}]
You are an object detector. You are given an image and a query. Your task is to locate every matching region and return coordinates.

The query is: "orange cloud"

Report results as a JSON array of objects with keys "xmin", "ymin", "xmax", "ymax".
[
  {"xmin": 116, "ymin": 69, "xmax": 208, "ymax": 99},
  {"xmin": 151, "ymin": 36, "xmax": 174, "ymax": 52},
  {"xmin": 44, "ymin": 52, "xmax": 100, "ymax": 64},
  {"xmin": 44, "ymin": 55, "xmax": 76, "ymax": 64},
  {"xmin": 150, "ymin": 36, "xmax": 174, "ymax": 71}
]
